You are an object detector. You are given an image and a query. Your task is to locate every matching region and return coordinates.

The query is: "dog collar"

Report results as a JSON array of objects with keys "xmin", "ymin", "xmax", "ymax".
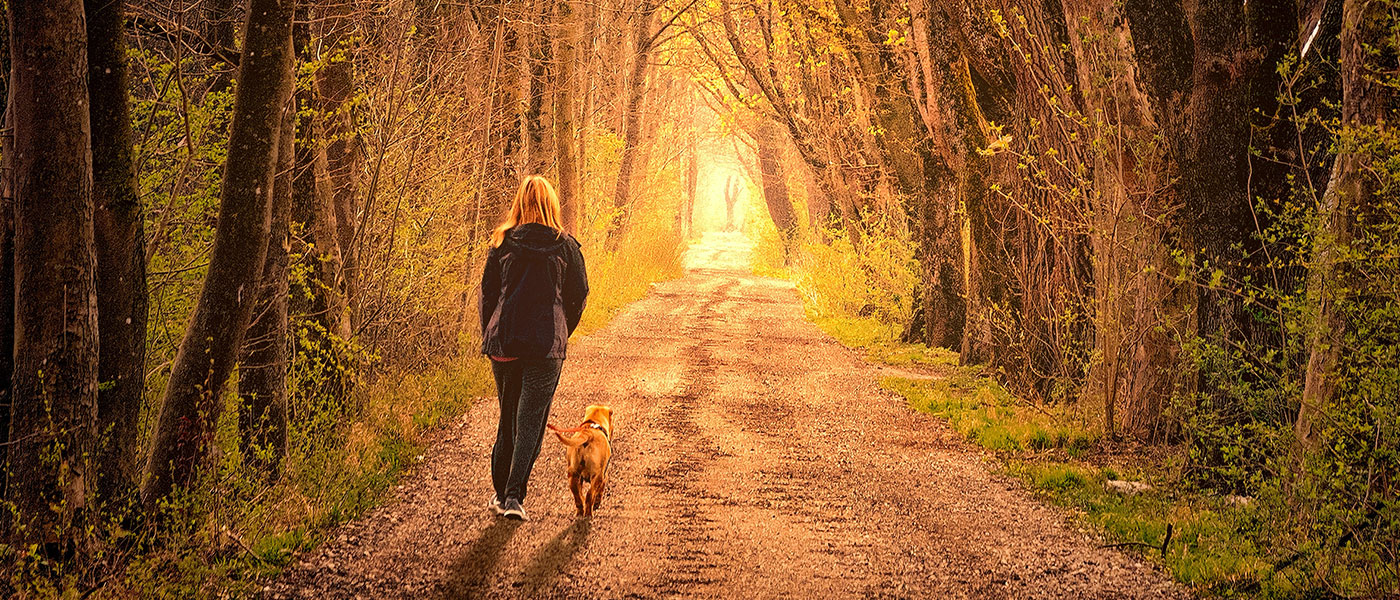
[{"xmin": 585, "ymin": 421, "xmax": 608, "ymax": 439}]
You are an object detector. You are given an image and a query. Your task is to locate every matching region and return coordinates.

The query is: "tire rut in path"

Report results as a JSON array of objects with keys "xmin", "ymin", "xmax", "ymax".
[
  {"xmin": 265, "ymin": 232, "xmax": 1187, "ymax": 599},
  {"xmin": 641, "ymin": 278, "xmax": 733, "ymax": 592}
]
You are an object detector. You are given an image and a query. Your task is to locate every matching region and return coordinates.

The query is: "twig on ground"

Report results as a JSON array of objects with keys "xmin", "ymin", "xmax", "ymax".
[{"xmin": 1100, "ymin": 523, "xmax": 1173, "ymax": 559}]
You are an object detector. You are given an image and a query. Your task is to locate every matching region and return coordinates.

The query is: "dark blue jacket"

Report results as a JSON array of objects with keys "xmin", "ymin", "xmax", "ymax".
[{"xmin": 480, "ymin": 223, "xmax": 589, "ymax": 359}]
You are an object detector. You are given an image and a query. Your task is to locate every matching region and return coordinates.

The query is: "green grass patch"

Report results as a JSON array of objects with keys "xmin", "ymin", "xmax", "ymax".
[
  {"xmin": 1008, "ymin": 461, "xmax": 1275, "ymax": 594},
  {"xmin": 814, "ymin": 315, "xmax": 960, "ymax": 371},
  {"xmin": 884, "ymin": 373, "xmax": 1094, "ymax": 455}
]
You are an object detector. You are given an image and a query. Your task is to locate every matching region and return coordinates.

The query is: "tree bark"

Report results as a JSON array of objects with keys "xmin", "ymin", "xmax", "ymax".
[
  {"xmin": 204, "ymin": 0, "xmax": 240, "ymax": 91},
  {"xmin": 6, "ymin": 0, "xmax": 101, "ymax": 544},
  {"xmin": 1126, "ymin": 0, "xmax": 1297, "ymax": 348},
  {"xmin": 864, "ymin": 0, "xmax": 965, "ymax": 349},
  {"xmin": 290, "ymin": 5, "xmax": 348, "ymax": 341},
  {"xmin": 142, "ymin": 0, "xmax": 295, "ymax": 509},
  {"xmin": 609, "ymin": 0, "xmax": 659, "ymax": 239},
  {"xmin": 0, "ymin": 49, "xmax": 15, "ymax": 506},
  {"xmin": 316, "ymin": 1, "xmax": 360, "ymax": 325},
  {"xmin": 555, "ymin": 0, "xmax": 582, "ymax": 235},
  {"xmin": 1060, "ymin": 0, "xmax": 1173, "ymax": 440},
  {"xmin": 755, "ymin": 120, "xmax": 797, "ymax": 260},
  {"xmin": 1296, "ymin": 0, "xmax": 1391, "ymax": 449},
  {"xmin": 239, "ymin": 99, "xmax": 293, "ymax": 476},
  {"xmin": 526, "ymin": 0, "xmax": 554, "ymax": 176},
  {"xmin": 86, "ymin": 0, "xmax": 148, "ymax": 505},
  {"xmin": 684, "ymin": 92, "xmax": 699, "ymax": 238}
]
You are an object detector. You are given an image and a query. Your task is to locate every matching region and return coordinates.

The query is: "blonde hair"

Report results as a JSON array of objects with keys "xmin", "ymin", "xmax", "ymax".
[{"xmin": 492, "ymin": 175, "xmax": 565, "ymax": 248}]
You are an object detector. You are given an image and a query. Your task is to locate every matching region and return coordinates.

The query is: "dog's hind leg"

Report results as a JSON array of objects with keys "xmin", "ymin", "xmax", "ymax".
[
  {"xmin": 570, "ymin": 473, "xmax": 585, "ymax": 516},
  {"xmin": 584, "ymin": 475, "xmax": 606, "ymax": 517}
]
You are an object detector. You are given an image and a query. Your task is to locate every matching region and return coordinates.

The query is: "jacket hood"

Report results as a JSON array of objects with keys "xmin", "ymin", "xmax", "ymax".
[{"xmin": 504, "ymin": 223, "xmax": 575, "ymax": 254}]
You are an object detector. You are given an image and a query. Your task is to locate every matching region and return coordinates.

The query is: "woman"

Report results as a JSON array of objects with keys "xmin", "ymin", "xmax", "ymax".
[{"xmin": 480, "ymin": 175, "xmax": 589, "ymax": 521}]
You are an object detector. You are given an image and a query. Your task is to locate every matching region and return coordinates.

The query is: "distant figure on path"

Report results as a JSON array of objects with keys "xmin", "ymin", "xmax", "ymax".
[{"xmin": 479, "ymin": 175, "xmax": 589, "ymax": 521}]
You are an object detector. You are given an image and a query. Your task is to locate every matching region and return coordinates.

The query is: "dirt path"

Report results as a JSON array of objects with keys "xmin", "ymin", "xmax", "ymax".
[{"xmin": 267, "ymin": 232, "xmax": 1185, "ymax": 599}]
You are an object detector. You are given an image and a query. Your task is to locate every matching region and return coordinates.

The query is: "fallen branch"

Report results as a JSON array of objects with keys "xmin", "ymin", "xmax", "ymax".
[{"xmin": 1100, "ymin": 523, "xmax": 1173, "ymax": 559}]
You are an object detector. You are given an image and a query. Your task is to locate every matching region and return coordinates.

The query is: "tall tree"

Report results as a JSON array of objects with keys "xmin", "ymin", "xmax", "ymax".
[
  {"xmin": 290, "ymin": 6, "xmax": 348, "ymax": 340},
  {"xmin": 755, "ymin": 120, "xmax": 796, "ymax": 260},
  {"xmin": 6, "ymin": 0, "xmax": 102, "ymax": 544},
  {"xmin": 316, "ymin": 1, "xmax": 361, "ymax": 324},
  {"xmin": 1296, "ymin": 0, "xmax": 1393, "ymax": 448},
  {"xmin": 1126, "ymin": 0, "xmax": 1297, "ymax": 351},
  {"xmin": 0, "ymin": 41, "xmax": 15, "ymax": 505},
  {"xmin": 838, "ymin": 0, "xmax": 966, "ymax": 349},
  {"xmin": 723, "ymin": 175, "xmax": 741, "ymax": 230},
  {"xmin": 204, "ymin": 0, "xmax": 241, "ymax": 91},
  {"xmin": 610, "ymin": 0, "xmax": 661, "ymax": 237},
  {"xmin": 1058, "ymin": 0, "xmax": 1174, "ymax": 440},
  {"xmin": 86, "ymin": 0, "xmax": 149, "ymax": 506},
  {"xmin": 555, "ymin": 0, "xmax": 583, "ymax": 234},
  {"xmin": 525, "ymin": 0, "xmax": 555, "ymax": 175},
  {"xmin": 142, "ymin": 0, "xmax": 296, "ymax": 509},
  {"xmin": 238, "ymin": 97, "xmax": 294, "ymax": 476},
  {"xmin": 683, "ymin": 91, "xmax": 698, "ymax": 238}
]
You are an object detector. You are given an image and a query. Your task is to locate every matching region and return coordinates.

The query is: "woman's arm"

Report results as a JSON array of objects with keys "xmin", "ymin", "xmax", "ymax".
[
  {"xmin": 479, "ymin": 246, "xmax": 501, "ymax": 336},
  {"xmin": 563, "ymin": 241, "xmax": 589, "ymax": 335}
]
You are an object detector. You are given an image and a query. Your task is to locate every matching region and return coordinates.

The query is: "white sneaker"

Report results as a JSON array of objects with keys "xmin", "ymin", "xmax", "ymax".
[
  {"xmin": 501, "ymin": 497, "xmax": 528, "ymax": 521},
  {"xmin": 488, "ymin": 495, "xmax": 505, "ymax": 516}
]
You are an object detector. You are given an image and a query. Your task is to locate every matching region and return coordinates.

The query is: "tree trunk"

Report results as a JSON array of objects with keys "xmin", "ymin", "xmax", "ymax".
[
  {"xmin": 724, "ymin": 175, "xmax": 741, "ymax": 231},
  {"xmin": 1126, "ymin": 0, "xmax": 1297, "ymax": 350},
  {"xmin": 526, "ymin": 0, "xmax": 554, "ymax": 176},
  {"xmin": 142, "ymin": 0, "xmax": 295, "ymax": 510},
  {"xmin": 316, "ymin": 1, "xmax": 360, "ymax": 325},
  {"xmin": 878, "ymin": 0, "xmax": 967, "ymax": 350},
  {"xmin": 486, "ymin": 3, "xmax": 525, "ymax": 202},
  {"xmin": 204, "ymin": 0, "xmax": 240, "ymax": 91},
  {"xmin": 290, "ymin": 6, "xmax": 348, "ymax": 340},
  {"xmin": 0, "ymin": 55, "xmax": 15, "ymax": 506},
  {"xmin": 6, "ymin": 0, "xmax": 101, "ymax": 545},
  {"xmin": 1060, "ymin": 0, "xmax": 1173, "ymax": 440},
  {"xmin": 238, "ymin": 99, "xmax": 293, "ymax": 477},
  {"xmin": 1296, "ymin": 0, "xmax": 1391, "ymax": 449},
  {"xmin": 609, "ymin": 0, "xmax": 659, "ymax": 239},
  {"xmin": 755, "ymin": 120, "xmax": 797, "ymax": 260},
  {"xmin": 684, "ymin": 93, "xmax": 698, "ymax": 238},
  {"xmin": 555, "ymin": 0, "xmax": 582, "ymax": 235},
  {"xmin": 86, "ymin": 0, "xmax": 148, "ymax": 505}
]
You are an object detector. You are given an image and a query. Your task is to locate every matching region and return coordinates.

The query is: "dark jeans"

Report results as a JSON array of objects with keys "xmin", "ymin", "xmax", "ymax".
[{"xmin": 490, "ymin": 357, "xmax": 563, "ymax": 503}]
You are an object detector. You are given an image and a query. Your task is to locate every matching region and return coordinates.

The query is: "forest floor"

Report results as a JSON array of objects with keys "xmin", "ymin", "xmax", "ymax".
[{"xmin": 264, "ymin": 232, "xmax": 1186, "ymax": 599}]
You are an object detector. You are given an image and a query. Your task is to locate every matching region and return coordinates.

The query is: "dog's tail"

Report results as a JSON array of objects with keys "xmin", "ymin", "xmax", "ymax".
[{"xmin": 547, "ymin": 423, "xmax": 589, "ymax": 447}]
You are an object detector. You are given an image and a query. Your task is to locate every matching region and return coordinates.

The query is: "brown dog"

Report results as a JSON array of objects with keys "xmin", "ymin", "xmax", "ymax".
[{"xmin": 547, "ymin": 405, "xmax": 613, "ymax": 517}]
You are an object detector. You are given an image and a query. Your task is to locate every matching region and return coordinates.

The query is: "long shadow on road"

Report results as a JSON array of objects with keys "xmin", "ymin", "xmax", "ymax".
[
  {"xmin": 434, "ymin": 519, "xmax": 522, "ymax": 598},
  {"xmin": 520, "ymin": 520, "xmax": 593, "ymax": 594}
]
